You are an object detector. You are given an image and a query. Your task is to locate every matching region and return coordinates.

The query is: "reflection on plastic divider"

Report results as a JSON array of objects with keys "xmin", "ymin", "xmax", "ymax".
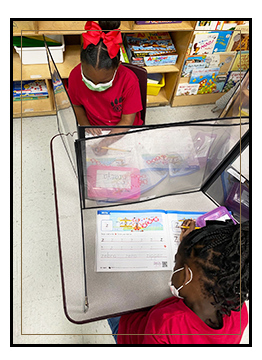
[{"xmin": 87, "ymin": 165, "xmax": 141, "ymax": 200}]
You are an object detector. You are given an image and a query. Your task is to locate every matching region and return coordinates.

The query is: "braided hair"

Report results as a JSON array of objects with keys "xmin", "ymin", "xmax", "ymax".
[
  {"xmin": 81, "ymin": 21, "xmax": 121, "ymax": 70},
  {"xmin": 179, "ymin": 221, "xmax": 249, "ymax": 317}
]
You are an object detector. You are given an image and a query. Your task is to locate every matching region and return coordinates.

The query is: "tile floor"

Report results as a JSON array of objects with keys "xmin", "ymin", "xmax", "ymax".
[{"xmin": 13, "ymin": 104, "xmax": 249, "ymax": 344}]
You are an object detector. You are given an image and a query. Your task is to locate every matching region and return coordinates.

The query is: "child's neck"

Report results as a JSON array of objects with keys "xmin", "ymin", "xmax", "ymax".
[{"xmin": 184, "ymin": 297, "xmax": 223, "ymax": 329}]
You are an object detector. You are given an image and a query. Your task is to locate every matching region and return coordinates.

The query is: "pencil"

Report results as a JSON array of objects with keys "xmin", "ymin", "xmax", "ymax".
[
  {"xmin": 101, "ymin": 146, "xmax": 131, "ymax": 152},
  {"xmin": 179, "ymin": 226, "xmax": 201, "ymax": 229}
]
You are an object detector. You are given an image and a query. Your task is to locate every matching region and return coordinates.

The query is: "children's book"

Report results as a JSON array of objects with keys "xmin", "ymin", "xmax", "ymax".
[
  {"xmin": 214, "ymin": 75, "xmax": 228, "ymax": 93},
  {"xmin": 96, "ymin": 209, "xmax": 206, "ymax": 272},
  {"xmin": 176, "ymin": 83, "xmax": 200, "ymax": 96},
  {"xmin": 222, "ymin": 71, "xmax": 247, "ymax": 93},
  {"xmin": 135, "ymin": 21, "xmax": 182, "ymax": 25},
  {"xmin": 190, "ymin": 33, "xmax": 219, "ymax": 55},
  {"xmin": 147, "ymin": 73, "xmax": 163, "ymax": 84},
  {"xmin": 205, "ymin": 52, "xmax": 236, "ymax": 74},
  {"xmin": 96, "ymin": 208, "xmax": 234, "ymax": 272},
  {"xmin": 212, "ymin": 31, "xmax": 233, "ymax": 53},
  {"xmin": 227, "ymin": 25, "xmax": 249, "ymax": 52},
  {"xmin": 189, "ymin": 68, "xmax": 220, "ymax": 94},
  {"xmin": 195, "ymin": 21, "xmax": 218, "ymax": 31},
  {"xmin": 120, "ymin": 44, "xmax": 129, "ymax": 63},
  {"xmin": 126, "ymin": 32, "xmax": 176, "ymax": 53},
  {"xmin": 13, "ymin": 80, "xmax": 48, "ymax": 99},
  {"xmin": 144, "ymin": 54, "xmax": 178, "ymax": 66},
  {"xmin": 126, "ymin": 32, "xmax": 178, "ymax": 66},
  {"xmin": 182, "ymin": 55, "xmax": 206, "ymax": 77},
  {"xmin": 215, "ymin": 21, "xmax": 247, "ymax": 31},
  {"xmin": 230, "ymin": 51, "xmax": 249, "ymax": 71}
]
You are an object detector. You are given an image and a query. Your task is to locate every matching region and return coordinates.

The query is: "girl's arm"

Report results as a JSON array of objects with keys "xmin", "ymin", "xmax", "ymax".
[
  {"xmin": 92, "ymin": 113, "xmax": 136, "ymax": 156},
  {"xmin": 73, "ymin": 105, "xmax": 102, "ymax": 135}
]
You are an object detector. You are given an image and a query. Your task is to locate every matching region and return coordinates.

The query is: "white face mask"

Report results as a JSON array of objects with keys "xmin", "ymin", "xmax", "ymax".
[
  {"xmin": 81, "ymin": 67, "xmax": 117, "ymax": 92},
  {"xmin": 168, "ymin": 267, "xmax": 193, "ymax": 299}
]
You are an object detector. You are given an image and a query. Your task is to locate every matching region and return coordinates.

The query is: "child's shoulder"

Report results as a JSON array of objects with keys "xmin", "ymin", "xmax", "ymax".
[
  {"xmin": 69, "ymin": 63, "xmax": 81, "ymax": 79},
  {"xmin": 118, "ymin": 64, "xmax": 139, "ymax": 83}
]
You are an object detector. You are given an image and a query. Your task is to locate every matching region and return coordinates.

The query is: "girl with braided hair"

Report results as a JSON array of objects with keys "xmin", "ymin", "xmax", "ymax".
[
  {"xmin": 68, "ymin": 21, "xmax": 143, "ymax": 155},
  {"xmin": 108, "ymin": 219, "xmax": 249, "ymax": 344}
]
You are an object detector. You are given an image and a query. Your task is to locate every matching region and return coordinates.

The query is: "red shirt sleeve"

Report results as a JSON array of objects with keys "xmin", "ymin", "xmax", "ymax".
[{"xmin": 121, "ymin": 75, "xmax": 143, "ymax": 115}]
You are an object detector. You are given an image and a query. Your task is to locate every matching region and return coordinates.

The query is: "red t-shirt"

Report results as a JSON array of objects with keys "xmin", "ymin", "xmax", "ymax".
[
  {"xmin": 117, "ymin": 297, "xmax": 248, "ymax": 344},
  {"xmin": 68, "ymin": 63, "xmax": 143, "ymax": 126}
]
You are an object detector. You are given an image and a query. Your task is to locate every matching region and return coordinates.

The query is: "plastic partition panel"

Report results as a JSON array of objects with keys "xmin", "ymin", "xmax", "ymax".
[
  {"xmin": 45, "ymin": 39, "xmax": 78, "ymax": 174},
  {"xmin": 219, "ymin": 71, "xmax": 249, "ymax": 118},
  {"xmin": 205, "ymin": 159, "xmax": 249, "ymax": 223},
  {"xmin": 75, "ymin": 118, "xmax": 249, "ymax": 209},
  {"xmin": 51, "ymin": 133, "xmax": 87, "ymax": 323},
  {"xmin": 51, "ymin": 131, "xmax": 218, "ymax": 322}
]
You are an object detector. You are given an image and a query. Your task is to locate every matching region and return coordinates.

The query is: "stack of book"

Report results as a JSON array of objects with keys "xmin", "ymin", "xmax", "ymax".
[
  {"xmin": 177, "ymin": 23, "xmax": 249, "ymax": 96},
  {"xmin": 13, "ymin": 80, "xmax": 48, "ymax": 101},
  {"xmin": 125, "ymin": 32, "xmax": 178, "ymax": 67}
]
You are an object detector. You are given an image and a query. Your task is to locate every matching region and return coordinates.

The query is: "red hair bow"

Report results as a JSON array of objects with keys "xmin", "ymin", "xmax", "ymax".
[{"xmin": 82, "ymin": 21, "xmax": 122, "ymax": 59}]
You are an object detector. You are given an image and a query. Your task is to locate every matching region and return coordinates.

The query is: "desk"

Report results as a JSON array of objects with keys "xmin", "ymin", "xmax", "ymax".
[{"xmin": 51, "ymin": 133, "xmax": 217, "ymax": 324}]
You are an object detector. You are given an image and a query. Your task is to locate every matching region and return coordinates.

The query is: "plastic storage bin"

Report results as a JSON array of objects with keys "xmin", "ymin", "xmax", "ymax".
[
  {"xmin": 14, "ymin": 35, "xmax": 65, "ymax": 65},
  {"xmin": 147, "ymin": 74, "xmax": 165, "ymax": 96},
  {"xmin": 196, "ymin": 206, "xmax": 237, "ymax": 227},
  {"xmin": 225, "ymin": 182, "xmax": 249, "ymax": 220}
]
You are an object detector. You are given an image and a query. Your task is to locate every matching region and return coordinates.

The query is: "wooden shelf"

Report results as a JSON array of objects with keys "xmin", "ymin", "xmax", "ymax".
[
  {"xmin": 13, "ymin": 21, "xmax": 38, "ymax": 36},
  {"xmin": 13, "ymin": 20, "xmax": 198, "ymax": 116},
  {"xmin": 147, "ymin": 88, "xmax": 169, "ymax": 107},
  {"xmin": 144, "ymin": 64, "xmax": 179, "ymax": 74},
  {"xmin": 13, "ymin": 79, "xmax": 55, "ymax": 118},
  {"xmin": 38, "ymin": 21, "xmax": 86, "ymax": 35},
  {"xmin": 172, "ymin": 92, "xmax": 224, "ymax": 107},
  {"xmin": 13, "ymin": 45, "xmax": 81, "ymax": 81}
]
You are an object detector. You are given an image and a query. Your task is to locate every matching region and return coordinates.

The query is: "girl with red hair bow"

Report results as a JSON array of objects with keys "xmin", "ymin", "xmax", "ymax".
[{"xmin": 68, "ymin": 21, "xmax": 143, "ymax": 155}]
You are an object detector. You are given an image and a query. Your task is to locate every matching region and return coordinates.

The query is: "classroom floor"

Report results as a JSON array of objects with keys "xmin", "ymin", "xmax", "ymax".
[{"xmin": 13, "ymin": 104, "xmax": 249, "ymax": 344}]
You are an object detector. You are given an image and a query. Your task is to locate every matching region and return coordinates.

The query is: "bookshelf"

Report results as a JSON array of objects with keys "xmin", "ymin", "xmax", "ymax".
[{"xmin": 13, "ymin": 20, "xmax": 196, "ymax": 117}]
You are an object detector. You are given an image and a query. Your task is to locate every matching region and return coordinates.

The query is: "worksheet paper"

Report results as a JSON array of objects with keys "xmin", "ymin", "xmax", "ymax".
[{"xmin": 96, "ymin": 210, "xmax": 206, "ymax": 272}]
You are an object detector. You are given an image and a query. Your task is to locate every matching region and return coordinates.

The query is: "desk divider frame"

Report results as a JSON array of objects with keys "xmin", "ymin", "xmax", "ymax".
[{"xmin": 46, "ymin": 39, "xmax": 249, "ymax": 324}]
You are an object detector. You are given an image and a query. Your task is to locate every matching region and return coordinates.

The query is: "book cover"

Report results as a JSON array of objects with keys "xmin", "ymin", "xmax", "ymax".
[
  {"xmin": 120, "ymin": 44, "xmax": 129, "ymax": 63},
  {"xmin": 215, "ymin": 21, "xmax": 247, "ymax": 31},
  {"xmin": 182, "ymin": 55, "xmax": 206, "ymax": 77},
  {"xmin": 144, "ymin": 54, "xmax": 178, "ymax": 66},
  {"xmin": 135, "ymin": 21, "xmax": 182, "ymax": 25},
  {"xmin": 227, "ymin": 25, "xmax": 249, "ymax": 51},
  {"xmin": 214, "ymin": 74, "xmax": 228, "ymax": 93},
  {"xmin": 222, "ymin": 71, "xmax": 247, "ymax": 92},
  {"xmin": 176, "ymin": 83, "xmax": 200, "ymax": 96},
  {"xmin": 230, "ymin": 51, "xmax": 249, "ymax": 71},
  {"xmin": 190, "ymin": 33, "xmax": 219, "ymax": 55},
  {"xmin": 189, "ymin": 68, "xmax": 220, "ymax": 94},
  {"xmin": 147, "ymin": 73, "xmax": 163, "ymax": 84},
  {"xmin": 126, "ymin": 32, "xmax": 176, "ymax": 54},
  {"xmin": 205, "ymin": 52, "xmax": 236, "ymax": 74},
  {"xmin": 13, "ymin": 80, "xmax": 48, "ymax": 98},
  {"xmin": 195, "ymin": 21, "xmax": 218, "ymax": 31},
  {"xmin": 212, "ymin": 31, "xmax": 233, "ymax": 53}
]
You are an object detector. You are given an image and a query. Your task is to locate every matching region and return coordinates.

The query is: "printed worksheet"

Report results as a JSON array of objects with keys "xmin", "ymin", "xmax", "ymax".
[{"xmin": 96, "ymin": 210, "xmax": 206, "ymax": 272}]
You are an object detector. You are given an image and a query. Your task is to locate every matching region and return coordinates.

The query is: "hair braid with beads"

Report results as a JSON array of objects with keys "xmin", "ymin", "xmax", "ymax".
[{"xmin": 180, "ymin": 221, "xmax": 249, "ymax": 316}]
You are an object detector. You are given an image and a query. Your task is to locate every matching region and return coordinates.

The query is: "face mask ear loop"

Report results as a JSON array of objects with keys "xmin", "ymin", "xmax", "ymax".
[{"xmin": 184, "ymin": 268, "xmax": 193, "ymax": 286}]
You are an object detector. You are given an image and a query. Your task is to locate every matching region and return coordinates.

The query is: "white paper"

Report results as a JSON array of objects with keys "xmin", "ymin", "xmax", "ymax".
[
  {"xmin": 96, "ymin": 210, "xmax": 206, "ymax": 272},
  {"xmin": 96, "ymin": 210, "xmax": 172, "ymax": 272}
]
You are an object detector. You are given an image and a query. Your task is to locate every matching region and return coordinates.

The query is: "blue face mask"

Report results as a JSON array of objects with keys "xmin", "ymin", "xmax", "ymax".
[{"xmin": 81, "ymin": 67, "xmax": 117, "ymax": 92}]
